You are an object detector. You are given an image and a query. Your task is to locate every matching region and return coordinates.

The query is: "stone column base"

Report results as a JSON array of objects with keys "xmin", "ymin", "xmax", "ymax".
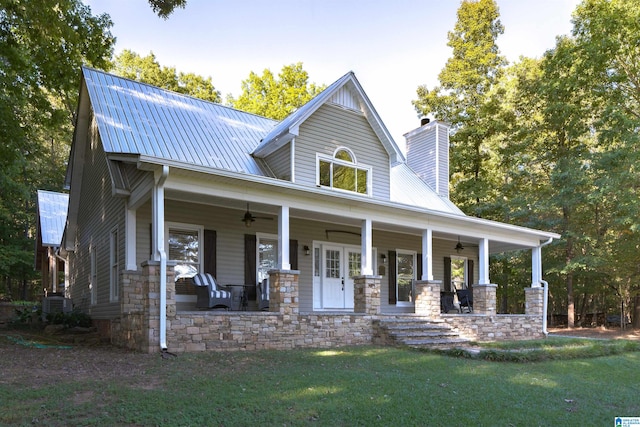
[
  {"xmin": 472, "ymin": 284, "xmax": 497, "ymax": 315},
  {"xmin": 414, "ymin": 280, "xmax": 442, "ymax": 319},
  {"xmin": 354, "ymin": 275, "xmax": 382, "ymax": 315},
  {"xmin": 525, "ymin": 287, "xmax": 544, "ymax": 316},
  {"xmin": 268, "ymin": 269, "xmax": 300, "ymax": 315}
]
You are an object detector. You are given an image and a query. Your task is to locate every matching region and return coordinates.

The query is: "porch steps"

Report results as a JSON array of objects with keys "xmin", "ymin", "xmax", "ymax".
[{"xmin": 375, "ymin": 317, "xmax": 470, "ymax": 349}]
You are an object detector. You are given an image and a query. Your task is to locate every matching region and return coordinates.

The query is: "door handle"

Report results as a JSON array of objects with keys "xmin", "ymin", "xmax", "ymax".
[{"xmin": 341, "ymin": 277, "xmax": 344, "ymax": 290}]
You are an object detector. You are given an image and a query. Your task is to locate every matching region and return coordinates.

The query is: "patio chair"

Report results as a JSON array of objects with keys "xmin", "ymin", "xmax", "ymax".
[
  {"xmin": 456, "ymin": 288, "xmax": 473, "ymax": 313},
  {"xmin": 192, "ymin": 273, "xmax": 232, "ymax": 310},
  {"xmin": 258, "ymin": 278, "xmax": 269, "ymax": 311},
  {"xmin": 440, "ymin": 291, "xmax": 457, "ymax": 313}
]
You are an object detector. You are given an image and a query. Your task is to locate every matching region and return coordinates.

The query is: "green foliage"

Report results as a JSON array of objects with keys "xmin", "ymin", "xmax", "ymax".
[
  {"xmin": 228, "ymin": 62, "xmax": 326, "ymax": 120},
  {"xmin": 148, "ymin": 0, "xmax": 187, "ymax": 19},
  {"xmin": 111, "ymin": 50, "xmax": 221, "ymax": 103},
  {"xmin": 435, "ymin": 337, "xmax": 640, "ymax": 362},
  {"xmin": 0, "ymin": 0, "xmax": 114, "ymax": 296},
  {"xmin": 45, "ymin": 308, "xmax": 92, "ymax": 328},
  {"xmin": 413, "ymin": 0, "xmax": 506, "ymax": 215},
  {"xmin": 11, "ymin": 304, "xmax": 40, "ymax": 325}
]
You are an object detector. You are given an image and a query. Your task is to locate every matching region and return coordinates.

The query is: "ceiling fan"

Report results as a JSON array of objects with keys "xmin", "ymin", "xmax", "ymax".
[
  {"xmin": 454, "ymin": 236, "xmax": 478, "ymax": 253},
  {"xmin": 241, "ymin": 203, "xmax": 273, "ymax": 227}
]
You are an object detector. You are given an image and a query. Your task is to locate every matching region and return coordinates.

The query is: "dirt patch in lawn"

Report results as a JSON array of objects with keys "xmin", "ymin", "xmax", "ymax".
[
  {"xmin": 0, "ymin": 327, "xmax": 160, "ymax": 388},
  {"xmin": 548, "ymin": 326, "xmax": 640, "ymax": 340}
]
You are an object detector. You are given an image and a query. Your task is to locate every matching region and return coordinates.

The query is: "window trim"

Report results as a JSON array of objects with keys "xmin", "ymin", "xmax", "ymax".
[
  {"xmin": 90, "ymin": 246, "xmax": 97, "ymax": 305},
  {"xmin": 109, "ymin": 227, "xmax": 119, "ymax": 302},
  {"xmin": 316, "ymin": 147, "xmax": 372, "ymax": 196},
  {"xmin": 395, "ymin": 249, "xmax": 417, "ymax": 306},
  {"xmin": 166, "ymin": 222, "xmax": 203, "ymax": 280},
  {"xmin": 256, "ymin": 233, "xmax": 278, "ymax": 285},
  {"xmin": 450, "ymin": 255, "xmax": 468, "ymax": 291}
]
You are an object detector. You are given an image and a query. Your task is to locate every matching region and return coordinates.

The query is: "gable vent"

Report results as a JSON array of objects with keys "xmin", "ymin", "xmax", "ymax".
[{"xmin": 329, "ymin": 87, "xmax": 362, "ymax": 112}]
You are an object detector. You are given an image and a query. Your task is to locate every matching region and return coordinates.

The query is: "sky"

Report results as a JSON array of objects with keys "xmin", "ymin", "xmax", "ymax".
[{"xmin": 85, "ymin": 0, "xmax": 581, "ymax": 148}]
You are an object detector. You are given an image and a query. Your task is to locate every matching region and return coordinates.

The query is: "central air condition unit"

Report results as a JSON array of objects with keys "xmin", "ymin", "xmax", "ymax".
[{"xmin": 42, "ymin": 296, "xmax": 72, "ymax": 321}]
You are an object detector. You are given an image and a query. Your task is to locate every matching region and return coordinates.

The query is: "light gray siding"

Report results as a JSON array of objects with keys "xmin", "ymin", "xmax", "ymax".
[
  {"xmin": 294, "ymin": 104, "xmax": 391, "ymax": 199},
  {"xmin": 264, "ymin": 142, "xmax": 292, "ymax": 181},
  {"xmin": 68, "ymin": 113, "xmax": 125, "ymax": 319},
  {"xmin": 142, "ymin": 197, "xmax": 478, "ymax": 313}
]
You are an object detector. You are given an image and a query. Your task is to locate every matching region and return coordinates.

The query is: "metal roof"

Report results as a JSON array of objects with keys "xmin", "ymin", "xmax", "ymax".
[
  {"xmin": 81, "ymin": 67, "xmax": 461, "ymax": 216},
  {"xmin": 82, "ymin": 67, "xmax": 278, "ymax": 175},
  {"xmin": 37, "ymin": 190, "xmax": 69, "ymax": 247},
  {"xmin": 390, "ymin": 163, "xmax": 463, "ymax": 215}
]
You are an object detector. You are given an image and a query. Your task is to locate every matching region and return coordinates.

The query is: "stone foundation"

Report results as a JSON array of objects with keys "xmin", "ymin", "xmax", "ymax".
[
  {"xmin": 107, "ymin": 262, "xmax": 547, "ymax": 353},
  {"xmin": 442, "ymin": 314, "xmax": 544, "ymax": 341}
]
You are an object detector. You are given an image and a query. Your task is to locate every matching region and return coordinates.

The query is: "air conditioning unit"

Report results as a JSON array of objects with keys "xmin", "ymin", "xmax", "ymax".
[{"xmin": 42, "ymin": 296, "xmax": 72, "ymax": 321}]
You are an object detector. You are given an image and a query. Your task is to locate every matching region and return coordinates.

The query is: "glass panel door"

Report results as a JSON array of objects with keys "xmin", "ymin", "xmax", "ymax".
[{"xmin": 397, "ymin": 252, "xmax": 415, "ymax": 304}]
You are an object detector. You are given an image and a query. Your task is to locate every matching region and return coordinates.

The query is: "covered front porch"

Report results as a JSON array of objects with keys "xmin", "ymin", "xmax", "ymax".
[
  {"xmin": 111, "ymin": 261, "xmax": 546, "ymax": 353},
  {"xmin": 110, "ymin": 165, "xmax": 555, "ymax": 352}
]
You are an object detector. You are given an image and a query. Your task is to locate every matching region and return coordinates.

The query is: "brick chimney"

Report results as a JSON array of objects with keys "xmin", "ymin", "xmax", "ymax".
[{"xmin": 404, "ymin": 118, "xmax": 450, "ymax": 199}]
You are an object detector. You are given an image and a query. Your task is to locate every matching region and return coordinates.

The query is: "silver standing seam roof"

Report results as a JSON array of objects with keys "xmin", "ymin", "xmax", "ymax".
[
  {"xmin": 37, "ymin": 190, "xmax": 69, "ymax": 247},
  {"xmin": 83, "ymin": 67, "xmax": 278, "ymax": 175},
  {"xmin": 81, "ymin": 67, "xmax": 462, "ymax": 216}
]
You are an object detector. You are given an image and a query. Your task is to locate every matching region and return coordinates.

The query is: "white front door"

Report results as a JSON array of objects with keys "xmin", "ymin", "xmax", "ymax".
[{"xmin": 321, "ymin": 245, "xmax": 360, "ymax": 310}]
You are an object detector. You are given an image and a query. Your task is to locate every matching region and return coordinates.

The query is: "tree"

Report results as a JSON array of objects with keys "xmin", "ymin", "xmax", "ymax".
[
  {"xmin": 413, "ymin": 0, "xmax": 506, "ymax": 216},
  {"xmin": 112, "ymin": 50, "xmax": 221, "ymax": 103},
  {"xmin": 569, "ymin": 0, "xmax": 640, "ymax": 325},
  {"xmin": 0, "ymin": 0, "xmax": 114, "ymax": 298},
  {"xmin": 228, "ymin": 63, "xmax": 325, "ymax": 120},
  {"xmin": 148, "ymin": 0, "xmax": 187, "ymax": 19}
]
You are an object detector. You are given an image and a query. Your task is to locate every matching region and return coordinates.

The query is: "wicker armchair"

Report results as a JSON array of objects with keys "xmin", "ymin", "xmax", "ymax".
[{"xmin": 192, "ymin": 273, "xmax": 232, "ymax": 310}]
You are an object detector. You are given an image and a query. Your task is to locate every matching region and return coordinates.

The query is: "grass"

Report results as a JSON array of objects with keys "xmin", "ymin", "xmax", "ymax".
[{"xmin": 1, "ymin": 338, "xmax": 639, "ymax": 426}]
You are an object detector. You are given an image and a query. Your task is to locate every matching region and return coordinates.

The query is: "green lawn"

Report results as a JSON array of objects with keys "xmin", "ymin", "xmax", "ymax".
[{"xmin": 1, "ymin": 339, "xmax": 639, "ymax": 426}]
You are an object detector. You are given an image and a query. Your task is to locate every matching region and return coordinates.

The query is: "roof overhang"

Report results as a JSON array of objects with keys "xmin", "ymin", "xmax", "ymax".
[{"xmin": 134, "ymin": 156, "xmax": 559, "ymax": 253}]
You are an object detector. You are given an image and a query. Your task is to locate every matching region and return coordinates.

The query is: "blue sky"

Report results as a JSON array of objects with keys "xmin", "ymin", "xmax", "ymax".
[{"xmin": 85, "ymin": 0, "xmax": 580, "ymax": 148}]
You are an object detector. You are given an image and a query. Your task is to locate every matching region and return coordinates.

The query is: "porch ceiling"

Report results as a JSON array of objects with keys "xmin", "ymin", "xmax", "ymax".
[{"xmin": 164, "ymin": 187, "xmax": 543, "ymax": 255}]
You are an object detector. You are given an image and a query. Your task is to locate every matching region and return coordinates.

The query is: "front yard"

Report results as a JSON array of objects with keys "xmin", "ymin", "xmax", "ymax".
[{"xmin": 1, "ymin": 328, "xmax": 639, "ymax": 426}]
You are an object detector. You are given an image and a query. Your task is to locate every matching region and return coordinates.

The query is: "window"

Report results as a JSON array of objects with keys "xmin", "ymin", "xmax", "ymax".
[
  {"xmin": 396, "ymin": 251, "xmax": 416, "ymax": 304},
  {"xmin": 451, "ymin": 256, "xmax": 467, "ymax": 290},
  {"xmin": 110, "ymin": 228, "xmax": 119, "ymax": 301},
  {"xmin": 318, "ymin": 147, "xmax": 370, "ymax": 195},
  {"xmin": 167, "ymin": 224, "xmax": 202, "ymax": 281},
  {"xmin": 90, "ymin": 247, "xmax": 97, "ymax": 305},
  {"xmin": 257, "ymin": 234, "xmax": 278, "ymax": 284}
]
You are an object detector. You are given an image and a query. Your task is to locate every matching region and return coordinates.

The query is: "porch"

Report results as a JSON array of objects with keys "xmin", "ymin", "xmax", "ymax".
[{"xmin": 110, "ymin": 263, "xmax": 546, "ymax": 353}]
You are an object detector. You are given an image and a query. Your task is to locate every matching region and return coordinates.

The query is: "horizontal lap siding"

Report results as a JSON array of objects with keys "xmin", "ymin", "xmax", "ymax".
[
  {"xmin": 69, "ymin": 114, "xmax": 124, "ymax": 319},
  {"xmin": 295, "ymin": 104, "xmax": 390, "ymax": 199},
  {"xmin": 264, "ymin": 143, "xmax": 291, "ymax": 181},
  {"xmin": 136, "ymin": 198, "xmax": 479, "ymax": 313}
]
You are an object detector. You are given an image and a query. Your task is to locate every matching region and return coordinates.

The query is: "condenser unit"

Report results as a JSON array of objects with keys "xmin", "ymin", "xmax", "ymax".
[{"xmin": 42, "ymin": 296, "xmax": 72, "ymax": 320}]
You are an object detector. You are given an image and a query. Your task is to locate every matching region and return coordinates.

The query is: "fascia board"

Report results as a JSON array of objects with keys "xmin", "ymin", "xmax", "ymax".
[{"xmin": 138, "ymin": 156, "xmax": 559, "ymax": 245}]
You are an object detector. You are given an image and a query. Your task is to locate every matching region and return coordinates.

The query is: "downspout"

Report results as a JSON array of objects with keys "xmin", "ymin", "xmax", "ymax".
[
  {"xmin": 155, "ymin": 166, "xmax": 169, "ymax": 351},
  {"xmin": 539, "ymin": 237, "xmax": 554, "ymax": 336}
]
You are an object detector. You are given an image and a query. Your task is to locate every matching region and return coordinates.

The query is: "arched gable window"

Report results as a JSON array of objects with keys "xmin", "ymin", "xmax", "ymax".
[{"xmin": 317, "ymin": 147, "xmax": 371, "ymax": 195}]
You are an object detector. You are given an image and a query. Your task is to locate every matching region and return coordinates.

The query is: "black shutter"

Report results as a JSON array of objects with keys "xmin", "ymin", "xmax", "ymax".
[
  {"xmin": 203, "ymin": 230, "xmax": 217, "ymax": 278},
  {"xmin": 244, "ymin": 234, "xmax": 257, "ymax": 300},
  {"xmin": 467, "ymin": 259, "xmax": 474, "ymax": 288},
  {"xmin": 417, "ymin": 253, "xmax": 423, "ymax": 281},
  {"xmin": 388, "ymin": 251, "xmax": 397, "ymax": 304},
  {"xmin": 444, "ymin": 257, "xmax": 452, "ymax": 292},
  {"xmin": 290, "ymin": 239, "xmax": 298, "ymax": 270}
]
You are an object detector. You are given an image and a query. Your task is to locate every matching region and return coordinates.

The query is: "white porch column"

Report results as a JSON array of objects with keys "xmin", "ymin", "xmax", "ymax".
[
  {"xmin": 125, "ymin": 203, "xmax": 137, "ymax": 271},
  {"xmin": 152, "ymin": 166, "xmax": 169, "ymax": 351},
  {"xmin": 278, "ymin": 205, "xmax": 291, "ymax": 270},
  {"xmin": 531, "ymin": 246, "xmax": 542, "ymax": 287},
  {"xmin": 421, "ymin": 229, "xmax": 433, "ymax": 280},
  {"xmin": 361, "ymin": 219, "xmax": 373, "ymax": 276},
  {"xmin": 478, "ymin": 237, "xmax": 490, "ymax": 284}
]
